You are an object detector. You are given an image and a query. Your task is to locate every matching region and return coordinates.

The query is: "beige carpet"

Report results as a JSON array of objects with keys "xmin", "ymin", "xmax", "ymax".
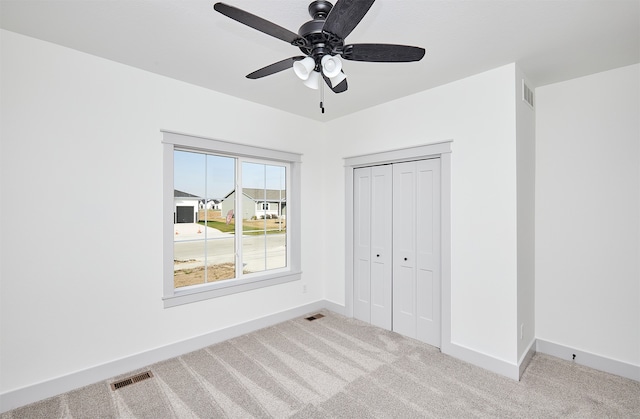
[{"xmin": 3, "ymin": 311, "xmax": 639, "ymax": 418}]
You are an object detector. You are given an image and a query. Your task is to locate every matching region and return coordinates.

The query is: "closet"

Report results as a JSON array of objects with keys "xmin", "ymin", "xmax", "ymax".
[{"xmin": 353, "ymin": 159, "xmax": 441, "ymax": 347}]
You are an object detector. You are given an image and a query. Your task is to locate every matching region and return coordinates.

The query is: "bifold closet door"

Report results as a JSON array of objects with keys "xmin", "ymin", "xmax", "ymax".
[
  {"xmin": 353, "ymin": 165, "xmax": 392, "ymax": 330},
  {"xmin": 393, "ymin": 159, "xmax": 441, "ymax": 347}
]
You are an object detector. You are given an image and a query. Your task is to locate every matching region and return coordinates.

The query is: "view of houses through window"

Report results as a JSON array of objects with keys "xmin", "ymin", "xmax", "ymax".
[{"xmin": 173, "ymin": 150, "xmax": 287, "ymax": 289}]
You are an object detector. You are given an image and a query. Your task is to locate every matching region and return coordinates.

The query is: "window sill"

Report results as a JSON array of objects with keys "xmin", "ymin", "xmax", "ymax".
[{"xmin": 163, "ymin": 270, "xmax": 302, "ymax": 308}]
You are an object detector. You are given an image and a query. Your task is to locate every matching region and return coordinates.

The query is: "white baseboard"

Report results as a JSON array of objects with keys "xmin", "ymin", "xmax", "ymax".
[
  {"xmin": 518, "ymin": 339, "xmax": 537, "ymax": 379},
  {"xmin": 438, "ymin": 338, "xmax": 537, "ymax": 382},
  {"xmin": 0, "ymin": 300, "xmax": 330, "ymax": 413},
  {"xmin": 536, "ymin": 339, "xmax": 640, "ymax": 382},
  {"xmin": 442, "ymin": 338, "xmax": 639, "ymax": 383},
  {"xmin": 441, "ymin": 341, "xmax": 521, "ymax": 381},
  {"xmin": 322, "ymin": 299, "xmax": 346, "ymax": 316}
]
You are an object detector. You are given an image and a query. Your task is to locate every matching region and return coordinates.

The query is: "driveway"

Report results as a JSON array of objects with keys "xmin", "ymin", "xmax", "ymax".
[{"xmin": 173, "ymin": 223, "xmax": 229, "ymax": 241}]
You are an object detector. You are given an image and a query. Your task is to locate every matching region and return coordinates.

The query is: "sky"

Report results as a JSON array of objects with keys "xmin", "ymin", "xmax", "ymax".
[{"xmin": 174, "ymin": 150, "xmax": 286, "ymax": 199}]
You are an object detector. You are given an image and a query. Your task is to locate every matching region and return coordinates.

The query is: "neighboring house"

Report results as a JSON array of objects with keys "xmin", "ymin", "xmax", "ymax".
[
  {"xmin": 174, "ymin": 189, "xmax": 201, "ymax": 223},
  {"xmin": 221, "ymin": 188, "xmax": 286, "ymax": 220},
  {"xmin": 199, "ymin": 199, "xmax": 222, "ymax": 210}
]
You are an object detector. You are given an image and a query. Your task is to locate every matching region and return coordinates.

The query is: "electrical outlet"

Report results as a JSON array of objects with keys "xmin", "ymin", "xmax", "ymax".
[{"xmin": 302, "ymin": 284, "xmax": 307, "ymax": 294}]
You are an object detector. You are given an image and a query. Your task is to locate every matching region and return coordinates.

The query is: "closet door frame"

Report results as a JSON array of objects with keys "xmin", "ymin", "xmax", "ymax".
[{"xmin": 344, "ymin": 141, "xmax": 452, "ymax": 351}]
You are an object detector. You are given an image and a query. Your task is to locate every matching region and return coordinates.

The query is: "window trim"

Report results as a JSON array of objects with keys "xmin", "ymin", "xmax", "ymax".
[{"xmin": 162, "ymin": 130, "xmax": 302, "ymax": 308}]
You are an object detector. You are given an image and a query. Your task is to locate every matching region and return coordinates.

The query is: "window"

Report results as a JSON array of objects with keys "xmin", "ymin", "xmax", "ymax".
[{"xmin": 163, "ymin": 131, "xmax": 301, "ymax": 307}]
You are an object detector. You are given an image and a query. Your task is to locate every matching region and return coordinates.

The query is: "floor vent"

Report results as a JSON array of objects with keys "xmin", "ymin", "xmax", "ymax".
[
  {"xmin": 110, "ymin": 371, "xmax": 154, "ymax": 391},
  {"xmin": 305, "ymin": 313, "xmax": 325, "ymax": 321}
]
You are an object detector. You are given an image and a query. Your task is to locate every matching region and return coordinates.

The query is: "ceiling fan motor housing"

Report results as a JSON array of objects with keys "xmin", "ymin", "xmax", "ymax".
[
  {"xmin": 308, "ymin": 0, "xmax": 332, "ymax": 19},
  {"xmin": 296, "ymin": 1, "xmax": 343, "ymax": 68}
]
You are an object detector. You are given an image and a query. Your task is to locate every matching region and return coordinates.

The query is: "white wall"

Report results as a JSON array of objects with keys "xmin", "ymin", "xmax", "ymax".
[
  {"xmin": 535, "ymin": 64, "xmax": 640, "ymax": 367},
  {"xmin": 515, "ymin": 66, "xmax": 536, "ymax": 362},
  {"xmin": 0, "ymin": 30, "xmax": 327, "ymax": 396},
  {"xmin": 325, "ymin": 64, "xmax": 520, "ymax": 365},
  {"xmin": 4, "ymin": 24, "xmax": 636, "ymax": 408}
]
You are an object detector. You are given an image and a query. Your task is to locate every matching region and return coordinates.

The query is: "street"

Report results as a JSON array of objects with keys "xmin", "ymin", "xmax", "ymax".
[{"xmin": 174, "ymin": 232, "xmax": 286, "ymax": 273}]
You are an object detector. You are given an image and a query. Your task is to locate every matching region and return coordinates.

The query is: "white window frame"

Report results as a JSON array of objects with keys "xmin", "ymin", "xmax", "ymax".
[{"xmin": 162, "ymin": 130, "xmax": 302, "ymax": 308}]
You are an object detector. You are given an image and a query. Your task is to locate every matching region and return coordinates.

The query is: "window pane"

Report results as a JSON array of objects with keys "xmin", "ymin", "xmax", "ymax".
[
  {"xmin": 266, "ymin": 164, "xmax": 286, "ymax": 270},
  {"xmin": 204, "ymin": 154, "xmax": 236, "ymax": 282},
  {"xmin": 174, "ymin": 150, "xmax": 236, "ymax": 288},
  {"xmin": 173, "ymin": 150, "xmax": 206, "ymax": 288},
  {"xmin": 241, "ymin": 162, "xmax": 287, "ymax": 274}
]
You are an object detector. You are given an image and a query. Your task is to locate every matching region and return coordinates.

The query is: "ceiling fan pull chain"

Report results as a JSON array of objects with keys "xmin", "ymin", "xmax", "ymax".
[{"xmin": 320, "ymin": 77, "xmax": 325, "ymax": 113}]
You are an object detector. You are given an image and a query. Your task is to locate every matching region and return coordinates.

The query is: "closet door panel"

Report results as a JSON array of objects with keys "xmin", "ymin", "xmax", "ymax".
[
  {"xmin": 370, "ymin": 165, "xmax": 392, "ymax": 330},
  {"xmin": 353, "ymin": 167, "xmax": 371, "ymax": 323},
  {"xmin": 370, "ymin": 261, "xmax": 389, "ymax": 328},
  {"xmin": 416, "ymin": 159, "xmax": 441, "ymax": 346},
  {"xmin": 393, "ymin": 162, "xmax": 417, "ymax": 338}
]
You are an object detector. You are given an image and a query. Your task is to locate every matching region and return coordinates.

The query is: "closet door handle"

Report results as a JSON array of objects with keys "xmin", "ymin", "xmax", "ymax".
[
  {"xmin": 404, "ymin": 257, "xmax": 408, "ymax": 261},
  {"xmin": 376, "ymin": 254, "xmax": 380, "ymax": 257}
]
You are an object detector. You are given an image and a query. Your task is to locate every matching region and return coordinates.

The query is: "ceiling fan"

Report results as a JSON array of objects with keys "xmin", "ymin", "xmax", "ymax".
[{"xmin": 213, "ymin": 0, "xmax": 425, "ymax": 96}]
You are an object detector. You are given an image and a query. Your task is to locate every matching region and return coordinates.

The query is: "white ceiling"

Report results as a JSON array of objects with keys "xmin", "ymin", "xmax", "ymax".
[{"xmin": 1, "ymin": 0, "xmax": 639, "ymax": 121}]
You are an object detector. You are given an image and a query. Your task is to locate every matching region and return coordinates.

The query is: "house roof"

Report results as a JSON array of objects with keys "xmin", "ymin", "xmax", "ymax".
[
  {"xmin": 174, "ymin": 189, "xmax": 200, "ymax": 199},
  {"xmin": 223, "ymin": 188, "xmax": 286, "ymax": 201}
]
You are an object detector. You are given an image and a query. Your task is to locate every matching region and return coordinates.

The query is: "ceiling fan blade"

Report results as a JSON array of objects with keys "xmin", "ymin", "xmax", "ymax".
[
  {"xmin": 342, "ymin": 43, "xmax": 426, "ymax": 62},
  {"xmin": 214, "ymin": 3, "xmax": 302, "ymax": 44},
  {"xmin": 323, "ymin": 0, "xmax": 376, "ymax": 40},
  {"xmin": 322, "ymin": 72, "xmax": 348, "ymax": 93},
  {"xmin": 246, "ymin": 57, "xmax": 305, "ymax": 79}
]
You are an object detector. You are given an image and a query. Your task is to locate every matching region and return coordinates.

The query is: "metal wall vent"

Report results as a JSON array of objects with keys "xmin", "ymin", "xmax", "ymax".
[
  {"xmin": 110, "ymin": 371, "xmax": 154, "ymax": 391},
  {"xmin": 305, "ymin": 313, "xmax": 325, "ymax": 321},
  {"xmin": 522, "ymin": 79, "xmax": 534, "ymax": 109}
]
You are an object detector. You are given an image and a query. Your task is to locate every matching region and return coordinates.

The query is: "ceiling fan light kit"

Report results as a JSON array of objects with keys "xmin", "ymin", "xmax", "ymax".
[
  {"xmin": 321, "ymin": 55, "xmax": 342, "ymax": 78},
  {"xmin": 293, "ymin": 56, "xmax": 316, "ymax": 80},
  {"xmin": 303, "ymin": 70, "xmax": 321, "ymax": 89},
  {"xmin": 213, "ymin": 0, "xmax": 425, "ymax": 110}
]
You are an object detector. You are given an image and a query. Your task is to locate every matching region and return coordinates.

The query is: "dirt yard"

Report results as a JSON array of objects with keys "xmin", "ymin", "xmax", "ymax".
[{"xmin": 174, "ymin": 263, "xmax": 238, "ymax": 288}]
